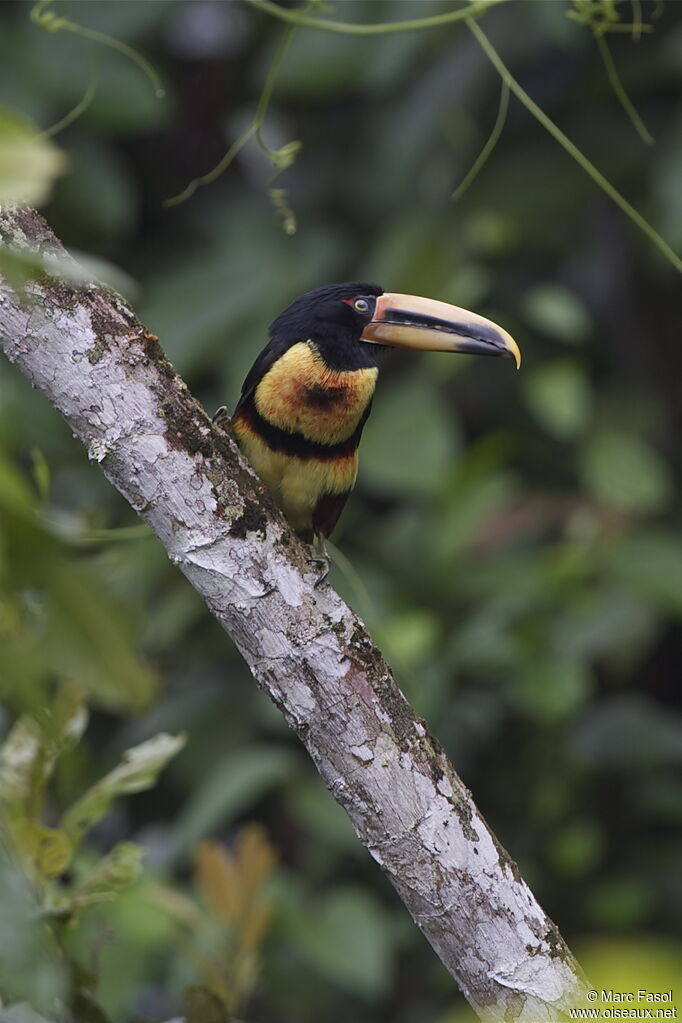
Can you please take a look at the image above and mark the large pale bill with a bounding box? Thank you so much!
[361,292,521,368]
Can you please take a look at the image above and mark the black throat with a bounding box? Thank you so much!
[269,282,384,374]
[311,332,379,372]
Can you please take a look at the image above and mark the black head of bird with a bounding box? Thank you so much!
[227,282,520,544]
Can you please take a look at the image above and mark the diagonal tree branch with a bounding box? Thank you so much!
[0,206,588,1022]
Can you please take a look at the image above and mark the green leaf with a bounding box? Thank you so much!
[30,450,51,504]
[0,716,42,815]
[0,243,135,299]
[572,696,682,771]
[45,561,158,712]
[0,845,66,1011]
[44,684,89,754]
[522,283,593,343]
[11,820,72,882]
[580,431,673,513]
[586,876,652,929]
[290,888,394,998]
[64,877,178,1016]
[33,685,89,795]
[515,658,591,722]
[74,842,143,903]
[548,819,603,877]
[361,371,457,498]
[61,732,185,844]
[287,776,358,854]
[551,588,657,670]
[524,361,592,439]
[0,107,67,206]
[0,450,156,714]
[0,688,88,816]
[433,457,515,563]
[379,610,438,668]
[0,450,37,518]
[609,534,682,615]
[167,746,298,864]
[0,1005,59,1023]
[184,986,229,1023]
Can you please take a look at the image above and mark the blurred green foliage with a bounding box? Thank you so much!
[1,0,681,1020]
[0,106,65,205]
[0,685,184,1016]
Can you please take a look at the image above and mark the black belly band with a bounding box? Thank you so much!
[237,396,369,461]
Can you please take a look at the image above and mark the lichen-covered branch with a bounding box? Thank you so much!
[0,206,588,1022]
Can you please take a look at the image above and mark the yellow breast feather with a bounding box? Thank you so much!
[254,342,377,445]
[232,416,358,533]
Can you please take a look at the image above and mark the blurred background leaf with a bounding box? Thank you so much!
[0,106,66,204]
[0,843,66,1012]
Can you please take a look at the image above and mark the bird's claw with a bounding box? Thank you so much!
[212,405,229,428]
[309,537,330,587]
[312,556,330,587]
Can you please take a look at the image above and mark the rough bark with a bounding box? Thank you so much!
[0,206,588,1022]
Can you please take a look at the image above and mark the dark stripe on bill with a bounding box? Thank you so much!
[383,309,503,346]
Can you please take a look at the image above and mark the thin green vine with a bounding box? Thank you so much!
[244,0,507,36]
[466,17,679,271]
[267,187,298,236]
[568,0,654,145]
[40,52,97,140]
[247,0,678,270]
[30,0,164,97]
[164,21,301,212]
[594,31,653,144]
[163,122,257,208]
[452,79,510,201]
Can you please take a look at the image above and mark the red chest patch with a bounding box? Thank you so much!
[254,342,378,446]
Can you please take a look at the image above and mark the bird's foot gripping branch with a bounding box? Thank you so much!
[0,206,587,1023]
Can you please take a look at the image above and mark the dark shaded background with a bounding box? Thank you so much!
[1,1,681,1020]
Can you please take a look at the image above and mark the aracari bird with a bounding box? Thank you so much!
[216,283,519,564]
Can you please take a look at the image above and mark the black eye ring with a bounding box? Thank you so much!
[354,297,370,313]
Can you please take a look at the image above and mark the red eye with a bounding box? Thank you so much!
[342,296,370,312]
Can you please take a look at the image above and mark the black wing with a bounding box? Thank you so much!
[312,492,351,539]
[233,336,293,416]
